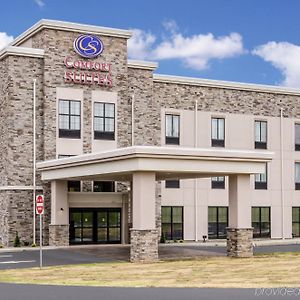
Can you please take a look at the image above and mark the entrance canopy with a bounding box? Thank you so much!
[37,146,273,181]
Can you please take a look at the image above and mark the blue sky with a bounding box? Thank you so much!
[1,0,300,87]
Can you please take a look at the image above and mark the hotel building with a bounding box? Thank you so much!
[0,19,299,261]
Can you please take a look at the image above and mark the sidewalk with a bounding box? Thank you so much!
[1,238,300,253]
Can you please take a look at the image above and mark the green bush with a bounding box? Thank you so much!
[13,232,21,247]
[160,233,166,243]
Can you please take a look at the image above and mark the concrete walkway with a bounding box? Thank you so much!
[1,238,300,253]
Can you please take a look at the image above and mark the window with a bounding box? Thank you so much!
[94,102,115,140]
[295,124,300,151]
[255,163,268,190]
[211,118,225,147]
[165,180,180,189]
[292,207,300,237]
[295,163,300,190]
[208,207,228,239]
[59,100,81,138]
[165,114,180,145]
[211,176,225,189]
[68,181,81,192]
[161,206,183,240]
[252,207,271,238]
[255,120,267,149]
[93,181,115,192]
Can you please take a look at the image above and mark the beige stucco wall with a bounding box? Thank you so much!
[161,109,300,239]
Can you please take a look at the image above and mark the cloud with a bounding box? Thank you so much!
[34,0,45,7]
[128,21,244,70]
[0,32,14,50]
[127,29,156,60]
[152,32,244,70]
[253,42,300,88]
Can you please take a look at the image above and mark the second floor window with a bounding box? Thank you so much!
[59,100,81,139]
[165,114,180,145]
[94,102,115,140]
[255,163,268,190]
[211,176,225,189]
[211,118,225,147]
[295,124,300,151]
[295,163,300,190]
[255,120,267,149]
[165,180,180,189]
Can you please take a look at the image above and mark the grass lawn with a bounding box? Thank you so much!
[0,252,299,288]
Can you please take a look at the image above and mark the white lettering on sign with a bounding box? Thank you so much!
[36,195,44,215]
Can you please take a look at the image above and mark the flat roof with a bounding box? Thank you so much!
[37,146,273,181]
[153,74,300,96]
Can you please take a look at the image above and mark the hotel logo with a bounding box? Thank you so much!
[73,35,104,58]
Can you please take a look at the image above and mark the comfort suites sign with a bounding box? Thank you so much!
[63,35,113,87]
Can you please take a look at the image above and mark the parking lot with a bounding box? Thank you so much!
[0,243,299,270]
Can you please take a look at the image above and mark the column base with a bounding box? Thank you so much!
[49,224,69,247]
[227,228,253,257]
[130,229,159,262]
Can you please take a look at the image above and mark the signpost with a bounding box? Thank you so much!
[36,195,44,269]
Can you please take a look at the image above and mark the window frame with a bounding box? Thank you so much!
[208,206,228,239]
[255,163,268,190]
[292,207,300,237]
[93,181,115,192]
[161,206,184,241]
[211,117,225,147]
[68,181,81,192]
[94,102,115,140]
[295,162,300,190]
[165,180,180,189]
[211,176,225,189]
[165,114,180,145]
[252,206,271,238]
[254,120,267,149]
[295,123,300,151]
[58,99,81,139]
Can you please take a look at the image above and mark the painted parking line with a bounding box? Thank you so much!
[0,255,13,258]
[0,260,36,264]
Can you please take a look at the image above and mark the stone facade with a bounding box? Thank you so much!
[227,228,254,257]
[130,229,159,262]
[0,53,44,246]
[1,20,300,249]
[49,224,70,247]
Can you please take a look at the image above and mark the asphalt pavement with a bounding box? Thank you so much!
[1,283,300,300]
[0,243,299,270]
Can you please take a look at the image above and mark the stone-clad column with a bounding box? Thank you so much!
[130,172,158,262]
[227,174,253,257]
[49,180,69,246]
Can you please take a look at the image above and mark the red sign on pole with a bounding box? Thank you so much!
[36,195,44,215]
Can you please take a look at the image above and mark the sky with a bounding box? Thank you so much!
[1,0,300,88]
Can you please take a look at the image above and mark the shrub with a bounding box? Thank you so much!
[13,232,21,247]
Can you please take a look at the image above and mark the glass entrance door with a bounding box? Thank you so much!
[69,208,121,244]
[97,210,121,243]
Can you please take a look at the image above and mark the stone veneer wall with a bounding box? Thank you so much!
[0,54,44,246]
[130,229,159,262]
[49,224,69,246]
[0,56,10,245]
[227,228,253,257]
[153,81,300,127]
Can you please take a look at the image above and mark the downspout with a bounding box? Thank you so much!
[280,108,285,239]
[33,79,37,245]
[194,99,198,241]
[131,92,135,146]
